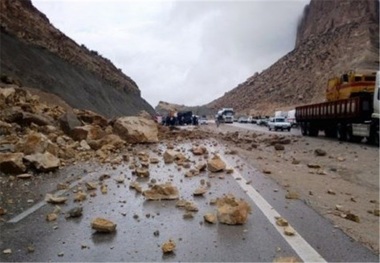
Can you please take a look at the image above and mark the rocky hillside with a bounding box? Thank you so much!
[0,0,155,118]
[207,0,379,116]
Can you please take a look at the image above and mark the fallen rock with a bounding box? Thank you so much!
[275,217,289,227]
[163,149,181,164]
[143,183,179,200]
[91,217,117,233]
[45,194,67,204]
[204,213,217,224]
[285,191,299,200]
[307,163,321,169]
[161,239,176,253]
[135,168,150,177]
[193,187,208,196]
[85,182,97,190]
[284,226,296,236]
[24,152,60,172]
[327,189,336,195]
[65,207,83,218]
[46,213,58,222]
[207,154,226,172]
[0,152,26,174]
[74,191,87,202]
[113,116,158,143]
[3,248,12,254]
[15,132,58,156]
[314,149,327,156]
[216,195,251,225]
[16,173,33,179]
[130,181,143,193]
[114,174,125,184]
[191,146,206,155]
[344,213,360,223]
[273,256,301,262]
[274,144,285,151]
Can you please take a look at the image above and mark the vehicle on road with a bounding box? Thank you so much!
[268,117,291,131]
[238,116,249,123]
[198,116,208,125]
[217,108,235,123]
[257,118,269,126]
[296,70,379,145]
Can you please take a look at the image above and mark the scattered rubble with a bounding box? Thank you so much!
[204,213,217,224]
[65,207,83,218]
[45,194,68,204]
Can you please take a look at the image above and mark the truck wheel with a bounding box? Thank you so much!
[287,128,291,132]
[346,127,362,143]
[325,127,336,138]
[301,123,308,136]
[337,124,347,141]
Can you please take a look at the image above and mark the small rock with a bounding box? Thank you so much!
[16,173,33,179]
[162,240,176,253]
[345,213,360,223]
[275,217,288,227]
[193,187,207,196]
[274,144,285,151]
[307,163,321,169]
[327,189,336,195]
[204,213,217,224]
[58,252,64,257]
[183,212,194,219]
[3,249,12,254]
[74,191,87,202]
[65,207,83,218]
[46,213,58,222]
[273,256,301,263]
[91,217,117,232]
[45,194,67,204]
[284,226,296,236]
[27,245,35,253]
[285,192,299,200]
[101,184,108,194]
[314,149,326,156]
[153,230,160,236]
[291,159,300,165]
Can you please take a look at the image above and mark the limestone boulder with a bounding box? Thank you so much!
[207,155,226,172]
[87,134,125,150]
[216,195,251,225]
[24,152,60,172]
[71,124,105,141]
[113,116,158,143]
[0,152,26,174]
[74,109,108,127]
[59,110,82,136]
[15,132,58,156]
[163,149,181,164]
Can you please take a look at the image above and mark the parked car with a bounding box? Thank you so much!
[257,118,269,126]
[238,116,248,123]
[198,116,208,125]
[268,117,291,131]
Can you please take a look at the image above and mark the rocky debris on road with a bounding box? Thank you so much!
[273,256,301,262]
[193,186,208,196]
[161,239,176,253]
[16,173,33,179]
[74,191,87,202]
[284,225,296,236]
[24,152,60,172]
[275,217,289,227]
[2,248,12,254]
[0,152,26,174]
[274,144,285,151]
[46,212,58,222]
[285,191,299,200]
[314,148,327,156]
[204,213,217,224]
[91,217,117,233]
[65,207,83,218]
[130,181,143,193]
[176,199,199,212]
[45,194,68,204]
[113,116,158,143]
[191,145,208,155]
[207,154,226,172]
[216,194,251,225]
[143,183,179,200]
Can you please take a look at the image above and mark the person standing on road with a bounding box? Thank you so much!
[216,114,223,127]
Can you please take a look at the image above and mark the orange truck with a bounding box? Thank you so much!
[296,70,379,145]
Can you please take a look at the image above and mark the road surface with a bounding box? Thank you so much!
[0,141,378,262]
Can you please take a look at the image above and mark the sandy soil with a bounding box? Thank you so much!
[199,123,379,254]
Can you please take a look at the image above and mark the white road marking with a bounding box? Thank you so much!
[220,154,326,262]
[8,172,96,223]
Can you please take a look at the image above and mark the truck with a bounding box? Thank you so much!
[217,108,234,123]
[295,70,379,145]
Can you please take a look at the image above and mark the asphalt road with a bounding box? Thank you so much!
[225,121,302,136]
[0,141,378,262]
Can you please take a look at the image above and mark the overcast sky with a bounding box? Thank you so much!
[33,0,309,107]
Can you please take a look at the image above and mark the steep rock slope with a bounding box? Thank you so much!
[207,0,379,116]
[0,0,155,117]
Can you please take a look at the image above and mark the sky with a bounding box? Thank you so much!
[32,0,309,107]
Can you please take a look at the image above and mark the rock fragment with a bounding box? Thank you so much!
[162,240,176,253]
[45,194,67,204]
[65,207,83,218]
[204,213,217,224]
[314,149,326,156]
[207,154,226,172]
[284,226,296,236]
[91,218,117,233]
[216,195,251,225]
[275,217,289,227]
[143,183,179,200]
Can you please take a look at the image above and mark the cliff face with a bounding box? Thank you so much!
[207,0,379,116]
[0,0,155,117]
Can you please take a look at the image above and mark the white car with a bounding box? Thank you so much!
[268,117,291,131]
[198,117,208,125]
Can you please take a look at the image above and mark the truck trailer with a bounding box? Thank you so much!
[295,71,379,145]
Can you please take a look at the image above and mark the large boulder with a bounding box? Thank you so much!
[74,109,108,127]
[87,134,125,150]
[71,124,105,141]
[113,116,158,143]
[59,110,82,136]
[15,132,59,156]
[0,152,26,174]
[24,152,60,172]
